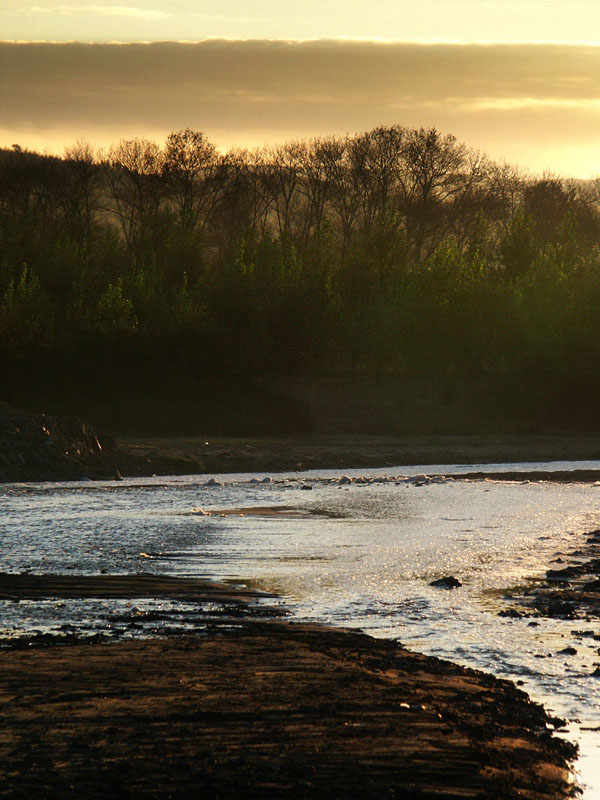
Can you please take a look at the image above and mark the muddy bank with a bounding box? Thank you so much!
[0,572,270,604]
[0,402,115,482]
[457,470,600,483]
[0,610,578,799]
[119,432,600,478]
[0,403,202,482]
[3,401,600,483]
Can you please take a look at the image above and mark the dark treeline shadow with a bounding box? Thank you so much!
[2,127,600,435]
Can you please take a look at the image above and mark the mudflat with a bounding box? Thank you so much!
[0,572,269,603]
[0,574,578,800]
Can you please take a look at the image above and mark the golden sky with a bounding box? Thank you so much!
[5,1,600,44]
[2,3,600,176]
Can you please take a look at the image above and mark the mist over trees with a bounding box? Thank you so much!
[2,126,600,433]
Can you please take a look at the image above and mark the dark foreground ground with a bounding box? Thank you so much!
[0,573,579,800]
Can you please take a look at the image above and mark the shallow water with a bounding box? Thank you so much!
[1,461,600,796]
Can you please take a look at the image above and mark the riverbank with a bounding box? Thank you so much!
[119,432,600,476]
[3,402,600,483]
[86,430,600,486]
[0,573,578,799]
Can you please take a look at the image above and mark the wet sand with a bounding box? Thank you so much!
[0,572,269,603]
[0,574,579,799]
[457,470,600,483]
[189,505,314,518]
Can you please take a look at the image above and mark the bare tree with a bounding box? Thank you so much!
[349,125,406,237]
[262,141,305,240]
[62,140,101,247]
[105,137,164,246]
[163,129,226,235]
[211,147,273,256]
[400,128,475,263]
[293,137,334,245]
[316,136,362,257]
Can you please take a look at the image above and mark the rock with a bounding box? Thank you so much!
[545,567,579,580]
[557,647,577,656]
[429,576,462,589]
[545,601,576,619]
[571,629,598,639]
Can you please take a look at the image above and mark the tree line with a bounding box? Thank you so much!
[2,126,600,432]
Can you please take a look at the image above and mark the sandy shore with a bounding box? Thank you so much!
[0,573,579,799]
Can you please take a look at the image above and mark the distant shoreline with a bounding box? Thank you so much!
[114,432,600,480]
[3,397,600,483]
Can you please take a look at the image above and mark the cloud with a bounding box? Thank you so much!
[465,97,600,111]
[6,1,600,45]
[1,40,600,175]
[25,4,172,19]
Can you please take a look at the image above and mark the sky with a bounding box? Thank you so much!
[2,1,600,177]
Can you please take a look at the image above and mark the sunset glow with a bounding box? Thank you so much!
[5,0,600,44]
[2,2,600,177]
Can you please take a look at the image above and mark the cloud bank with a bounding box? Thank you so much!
[2,40,600,175]
[27,5,173,20]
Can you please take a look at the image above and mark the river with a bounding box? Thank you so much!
[1,460,600,796]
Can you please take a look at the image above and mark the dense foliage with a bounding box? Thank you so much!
[2,127,600,432]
